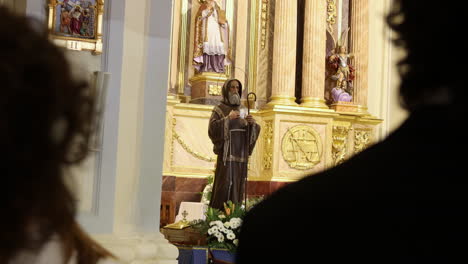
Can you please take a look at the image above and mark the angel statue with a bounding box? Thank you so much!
[327,28,355,101]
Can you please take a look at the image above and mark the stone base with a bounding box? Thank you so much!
[189,72,228,103]
[331,102,359,113]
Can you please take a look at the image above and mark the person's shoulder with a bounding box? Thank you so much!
[244,136,397,218]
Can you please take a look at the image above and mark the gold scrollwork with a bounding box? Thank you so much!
[281,125,322,170]
[327,0,337,33]
[354,129,372,154]
[263,120,273,170]
[172,118,216,163]
[332,125,350,166]
[260,0,269,49]
[208,84,222,96]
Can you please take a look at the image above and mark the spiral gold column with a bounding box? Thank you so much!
[267,0,298,106]
[300,0,328,109]
[349,0,369,113]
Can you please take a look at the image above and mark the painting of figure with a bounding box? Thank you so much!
[54,0,96,39]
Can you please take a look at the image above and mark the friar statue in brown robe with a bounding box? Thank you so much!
[208,79,260,210]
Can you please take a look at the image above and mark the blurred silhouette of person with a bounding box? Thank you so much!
[237,0,468,263]
[0,7,118,264]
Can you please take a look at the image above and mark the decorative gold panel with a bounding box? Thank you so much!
[332,125,350,166]
[281,125,322,170]
[354,129,372,154]
[262,120,273,170]
[208,84,222,96]
[327,0,337,33]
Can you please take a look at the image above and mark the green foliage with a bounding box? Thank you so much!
[245,195,264,211]
[200,174,214,203]
[206,174,214,185]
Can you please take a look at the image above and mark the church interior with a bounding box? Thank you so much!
[1,0,408,263]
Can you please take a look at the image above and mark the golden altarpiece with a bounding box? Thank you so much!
[161,0,381,226]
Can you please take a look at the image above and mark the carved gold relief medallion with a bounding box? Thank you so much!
[281,125,322,170]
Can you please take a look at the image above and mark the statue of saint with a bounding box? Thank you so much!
[193,0,231,73]
[208,79,260,210]
[327,28,355,96]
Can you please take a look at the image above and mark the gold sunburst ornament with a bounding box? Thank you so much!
[281,125,322,170]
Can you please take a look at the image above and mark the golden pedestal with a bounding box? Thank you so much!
[331,102,358,113]
[189,72,228,104]
[161,226,207,246]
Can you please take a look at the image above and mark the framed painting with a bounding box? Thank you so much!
[48,0,104,54]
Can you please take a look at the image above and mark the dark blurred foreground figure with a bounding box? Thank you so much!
[0,7,117,264]
[237,1,468,263]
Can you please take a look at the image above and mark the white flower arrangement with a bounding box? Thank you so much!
[191,198,264,252]
[226,231,236,240]
[229,217,242,229]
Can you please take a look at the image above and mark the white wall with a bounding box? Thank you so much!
[367,0,408,140]
[0,0,26,13]
[23,0,172,236]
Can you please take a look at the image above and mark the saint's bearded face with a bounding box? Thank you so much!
[229,92,240,106]
[228,80,240,106]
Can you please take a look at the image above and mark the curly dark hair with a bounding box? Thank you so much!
[387,0,467,111]
[0,7,111,264]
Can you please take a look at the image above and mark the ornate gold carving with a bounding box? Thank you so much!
[260,0,269,49]
[332,125,350,166]
[327,0,337,33]
[172,118,216,163]
[281,125,322,170]
[208,84,222,95]
[354,129,372,154]
[263,120,273,170]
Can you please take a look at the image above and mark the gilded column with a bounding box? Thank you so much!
[301,0,328,109]
[349,0,369,113]
[267,0,298,106]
